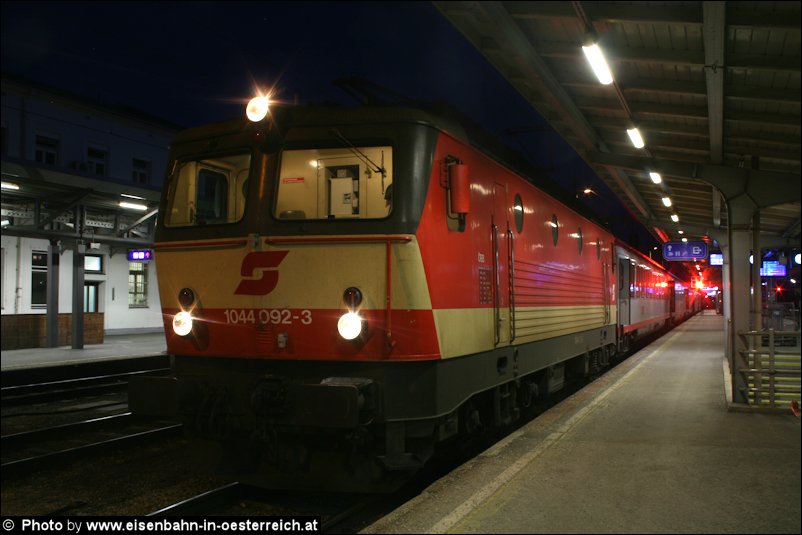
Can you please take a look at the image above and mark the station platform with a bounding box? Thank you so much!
[0,331,167,371]
[363,311,801,534]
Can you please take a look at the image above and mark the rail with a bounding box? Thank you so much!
[736,329,801,410]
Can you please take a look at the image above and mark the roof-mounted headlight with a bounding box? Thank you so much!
[246,96,269,122]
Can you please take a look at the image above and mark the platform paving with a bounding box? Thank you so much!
[1,332,167,371]
[363,312,801,534]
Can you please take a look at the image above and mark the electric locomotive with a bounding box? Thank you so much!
[131,98,686,491]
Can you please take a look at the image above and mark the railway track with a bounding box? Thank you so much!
[148,482,384,532]
[1,368,170,407]
[1,413,182,477]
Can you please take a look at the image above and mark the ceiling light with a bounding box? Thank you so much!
[119,201,148,211]
[671,214,679,222]
[581,43,613,85]
[678,230,684,234]
[1,181,20,190]
[649,172,662,184]
[626,128,645,149]
[662,196,672,207]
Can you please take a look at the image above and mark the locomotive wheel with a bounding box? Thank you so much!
[460,400,483,435]
[520,376,536,409]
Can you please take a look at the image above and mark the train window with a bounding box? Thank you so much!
[551,214,559,246]
[275,146,392,220]
[576,227,583,254]
[164,153,250,227]
[513,194,524,233]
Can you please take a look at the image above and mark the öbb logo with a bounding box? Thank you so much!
[235,251,289,295]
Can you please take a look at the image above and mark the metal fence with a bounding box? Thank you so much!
[737,329,801,409]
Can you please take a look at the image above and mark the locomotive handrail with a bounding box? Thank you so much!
[265,235,412,245]
[492,223,500,346]
[508,227,516,343]
[602,262,611,325]
[153,239,248,250]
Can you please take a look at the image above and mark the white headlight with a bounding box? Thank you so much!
[337,312,363,340]
[172,311,193,337]
[246,96,269,122]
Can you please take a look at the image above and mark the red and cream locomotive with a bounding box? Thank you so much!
[131,97,696,490]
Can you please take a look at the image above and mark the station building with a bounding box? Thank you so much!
[1,76,179,349]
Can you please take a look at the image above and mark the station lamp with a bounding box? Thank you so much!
[581,41,614,85]
[626,128,645,149]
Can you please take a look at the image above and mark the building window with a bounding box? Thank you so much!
[87,146,108,176]
[132,158,151,185]
[31,250,48,308]
[85,254,103,274]
[35,135,59,165]
[128,262,148,307]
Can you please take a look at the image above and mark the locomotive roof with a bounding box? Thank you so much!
[172,104,607,232]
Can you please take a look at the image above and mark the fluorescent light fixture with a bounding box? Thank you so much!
[626,128,645,149]
[1,181,20,190]
[119,201,148,211]
[1,219,9,227]
[661,196,672,207]
[649,172,662,184]
[671,214,679,222]
[121,193,146,200]
[581,43,614,85]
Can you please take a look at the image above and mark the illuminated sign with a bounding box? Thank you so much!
[710,253,723,266]
[760,261,786,277]
[127,249,153,262]
[663,241,707,261]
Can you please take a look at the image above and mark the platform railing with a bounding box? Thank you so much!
[737,329,801,409]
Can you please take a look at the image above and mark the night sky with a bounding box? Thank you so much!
[1,1,657,251]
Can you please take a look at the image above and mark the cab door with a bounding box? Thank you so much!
[618,258,631,327]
